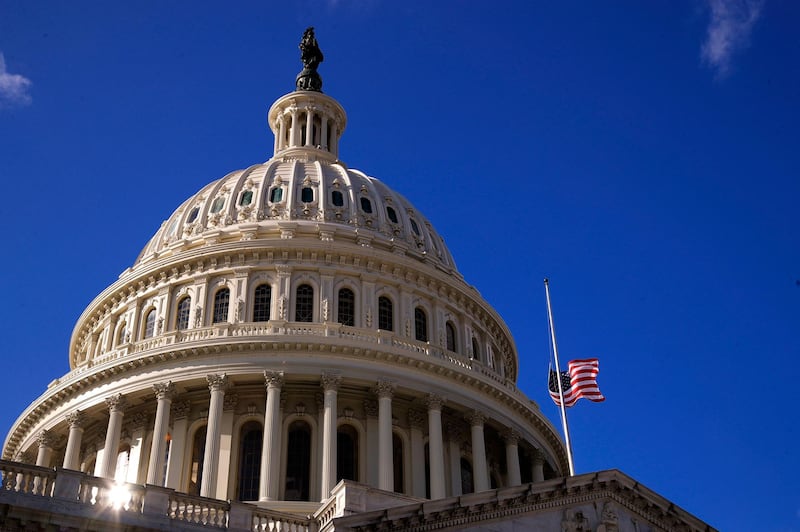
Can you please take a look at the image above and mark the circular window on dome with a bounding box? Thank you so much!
[210,197,225,213]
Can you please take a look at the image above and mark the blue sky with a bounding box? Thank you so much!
[1,2,798,530]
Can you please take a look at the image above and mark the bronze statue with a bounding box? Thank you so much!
[296,27,324,92]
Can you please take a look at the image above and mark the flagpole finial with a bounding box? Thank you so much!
[544,278,549,284]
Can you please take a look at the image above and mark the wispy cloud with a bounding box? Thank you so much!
[701,0,764,78]
[0,52,33,108]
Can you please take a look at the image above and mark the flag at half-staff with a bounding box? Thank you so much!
[548,358,605,407]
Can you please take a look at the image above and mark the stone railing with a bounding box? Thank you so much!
[0,461,315,532]
[69,321,507,390]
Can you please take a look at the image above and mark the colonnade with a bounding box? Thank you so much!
[34,375,548,502]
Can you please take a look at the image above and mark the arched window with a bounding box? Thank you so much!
[392,433,404,493]
[414,307,428,342]
[446,321,457,353]
[378,296,393,331]
[337,425,358,483]
[472,337,481,361]
[143,309,156,339]
[176,297,191,331]
[237,422,263,501]
[253,284,271,322]
[295,284,314,322]
[188,426,207,496]
[213,288,230,324]
[460,457,474,494]
[285,420,311,501]
[116,322,127,345]
[338,288,355,326]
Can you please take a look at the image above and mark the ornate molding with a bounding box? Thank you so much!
[171,401,191,420]
[374,379,395,399]
[153,381,176,401]
[426,393,444,410]
[264,370,285,389]
[363,399,378,418]
[105,393,128,413]
[223,393,239,412]
[65,410,86,429]
[503,428,520,445]
[467,410,485,427]
[206,373,229,392]
[408,409,425,429]
[36,430,56,449]
[321,372,342,391]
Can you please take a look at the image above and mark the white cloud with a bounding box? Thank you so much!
[0,52,33,108]
[701,0,763,78]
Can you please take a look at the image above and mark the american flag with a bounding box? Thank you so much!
[548,358,605,407]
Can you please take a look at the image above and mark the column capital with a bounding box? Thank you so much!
[153,381,177,401]
[264,370,285,389]
[36,430,56,449]
[467,410,485,427]
[533,448,546,465]
[66,410,86,429]
[105,393,128,413]
[503,428,520,445]
[321,372,342,392]
[408,409,425,429]
[374,379,396,399]
[207,373,229,392]
[172,400,191,420]
[425,393,445,410]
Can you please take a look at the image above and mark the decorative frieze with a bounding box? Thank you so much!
[223,394,239,412]
[171,401,191,420]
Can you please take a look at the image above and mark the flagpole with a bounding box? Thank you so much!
[544,278,575,476]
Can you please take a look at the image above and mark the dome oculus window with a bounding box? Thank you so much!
[187,207,200,223]
[301,187,314,203]
[331,190,344,207]
[360,197,373,214]
[239,190,253,206]
[269,187,284,203]
[386,206,398,224]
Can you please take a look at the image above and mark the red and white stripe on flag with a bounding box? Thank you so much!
[548,358,605,407]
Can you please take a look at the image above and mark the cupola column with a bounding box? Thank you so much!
[320,372,341,499]
[146,381,175,486]
[200,374,228,497]
[289,108,300,148]
[426,394,446,499]
[320,115,328,150]
[100,394,128,478]
[532,449,545,482]
[259,371,284,501]
[375,379,395,491]
[63,411,86,470]
[276,115,285,153]
[304,108,314,147]
[35,430,55,467]
[503,429,522,487]
[469,410,489,492]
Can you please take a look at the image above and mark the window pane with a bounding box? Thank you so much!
[378,296,393,331]
[270,187,283,203]
[337,288,355,326]
[210,197,225,213]
[386,206,398,223]
[331,190,344,207]
[239,190,253,206]
[301,187,314,203]
[177,297,191,330]
[295,284,314,322]
[187,207,199,223]
[237,422,262,501]
[253,284,271,322]
[285,421,311,501]
[213,288,230,323]
[414,307,428,342]
[446,322,457,352]
[360,197,372,213]
[144,310,156,339]
[410,219,420,236]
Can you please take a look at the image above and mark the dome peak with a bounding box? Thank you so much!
[296,27,324,92]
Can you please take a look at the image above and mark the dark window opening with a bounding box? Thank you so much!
[187,207,199,223]
[460,457,474,494]
[253,284,271,322]
[176,297,191,331]
[270,187,283,203]
[285,421,311,501]
[378,296,393,331]
[360,197,373,213]
[210,197,225,213]
[386,206,398,223]
[331,190,344,207]
[446,321,457,353]
[295,284,314,322]
[239,190,253,206]
[188,426,207,496]
[301,187,314,203]
[237,422,262,501]
[144,309,156,339]
[414,307,428,342]
[392,434,404,493]
[213,288,230,323]
[337,425,358,483]
[338,288,355,326]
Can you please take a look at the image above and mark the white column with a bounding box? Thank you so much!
[289,109,299,147]
[35,430,55,467]
[259,371,284,501]
[469,411,489,492]
[363,400,379,487]
[408,410,426,498]
[375,379,395,491]
[447,423,462,496]
[426,394,446,499]
[63,411,86,470]
[165,401,190,490]
[532,449,545,482]
[201,374,228,498]
[504,429,522,487]
[100,394,127,479]
[215,393,238,499]
[304,109,314,146]
[126,413,148,484]
[320,115,328,150]
[276,116,285,153]
[147,382,175,486]
[320,372,341,499]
